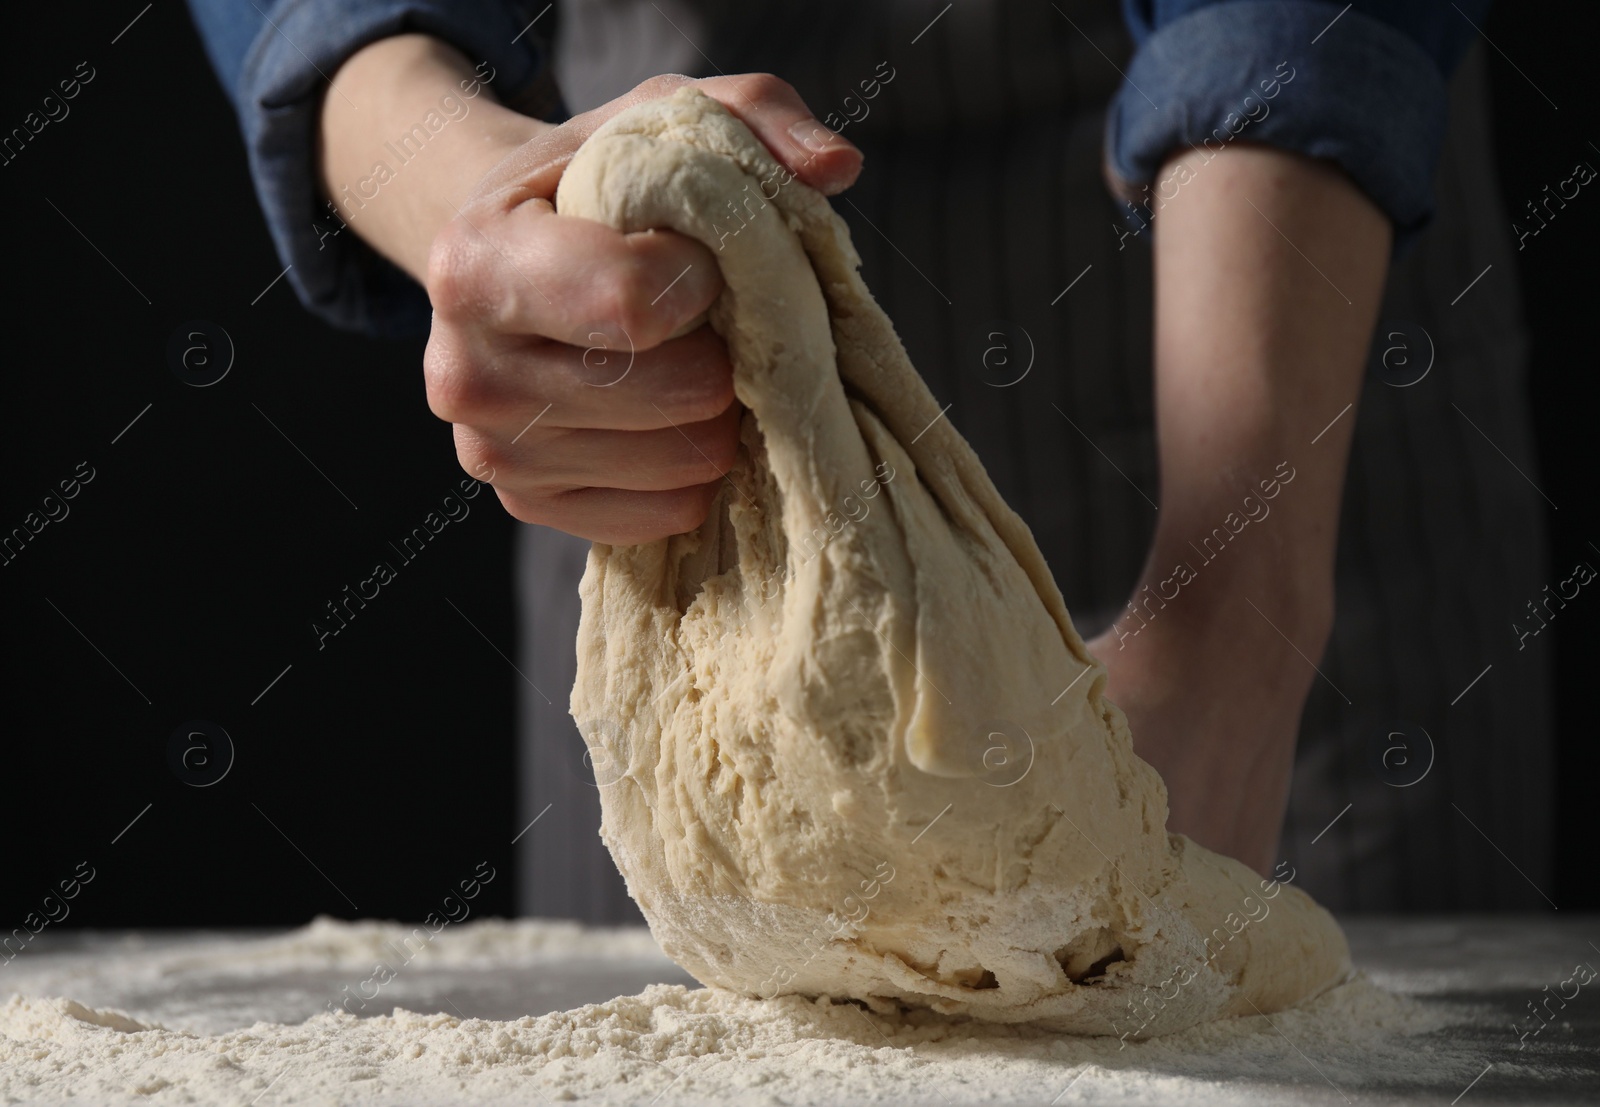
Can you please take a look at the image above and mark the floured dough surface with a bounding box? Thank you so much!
[559,87,1349,1036]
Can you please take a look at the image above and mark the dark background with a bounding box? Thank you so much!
[2,1,1595,930]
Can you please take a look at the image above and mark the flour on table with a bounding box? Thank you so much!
[0,918,1485,1106]
[560,87,1348,1033]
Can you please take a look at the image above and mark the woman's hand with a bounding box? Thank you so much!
[319,38,861,542]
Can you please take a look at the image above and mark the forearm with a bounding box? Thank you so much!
[318,34,549,282]
[1138,143,1391,645]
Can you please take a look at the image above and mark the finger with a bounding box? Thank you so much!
[427,325,735,432]
[499,481,724,546]
[691,73,862,196]
[523,324,736,430]
[429,206,724,349]
[490,74,701,199]
[461,402,742,494]
[433,71,858,338]
[492,73,862,200]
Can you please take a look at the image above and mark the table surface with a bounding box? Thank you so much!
[4,916,1597,1105]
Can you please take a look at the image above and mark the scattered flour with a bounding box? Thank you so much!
[0,918,1497,1106]
[168,914,667,970]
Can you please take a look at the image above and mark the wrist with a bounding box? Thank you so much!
[318,34,549,281]
[1142,444,1341,642]
[1127,525,1335,660]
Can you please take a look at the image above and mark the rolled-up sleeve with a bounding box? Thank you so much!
[1107,0,1492,247]
[186,0,564,335]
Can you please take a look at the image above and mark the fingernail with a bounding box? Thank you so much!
[787,118,856,161]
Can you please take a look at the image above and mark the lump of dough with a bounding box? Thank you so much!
[560,87,1349,1036]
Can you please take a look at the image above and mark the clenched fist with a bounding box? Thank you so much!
[321,41,862,542]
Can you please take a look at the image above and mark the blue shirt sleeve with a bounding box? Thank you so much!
[1108,0,1494,249]
[185,0,565,335]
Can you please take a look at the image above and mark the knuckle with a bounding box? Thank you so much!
[635,73,690,100]
[425,221,488,321]
[590,268,658,346]
[452,428,507,486]
[731,72,795,105]
[423,345,490,424]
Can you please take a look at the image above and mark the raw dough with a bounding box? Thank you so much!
[560,87,1349,1036]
